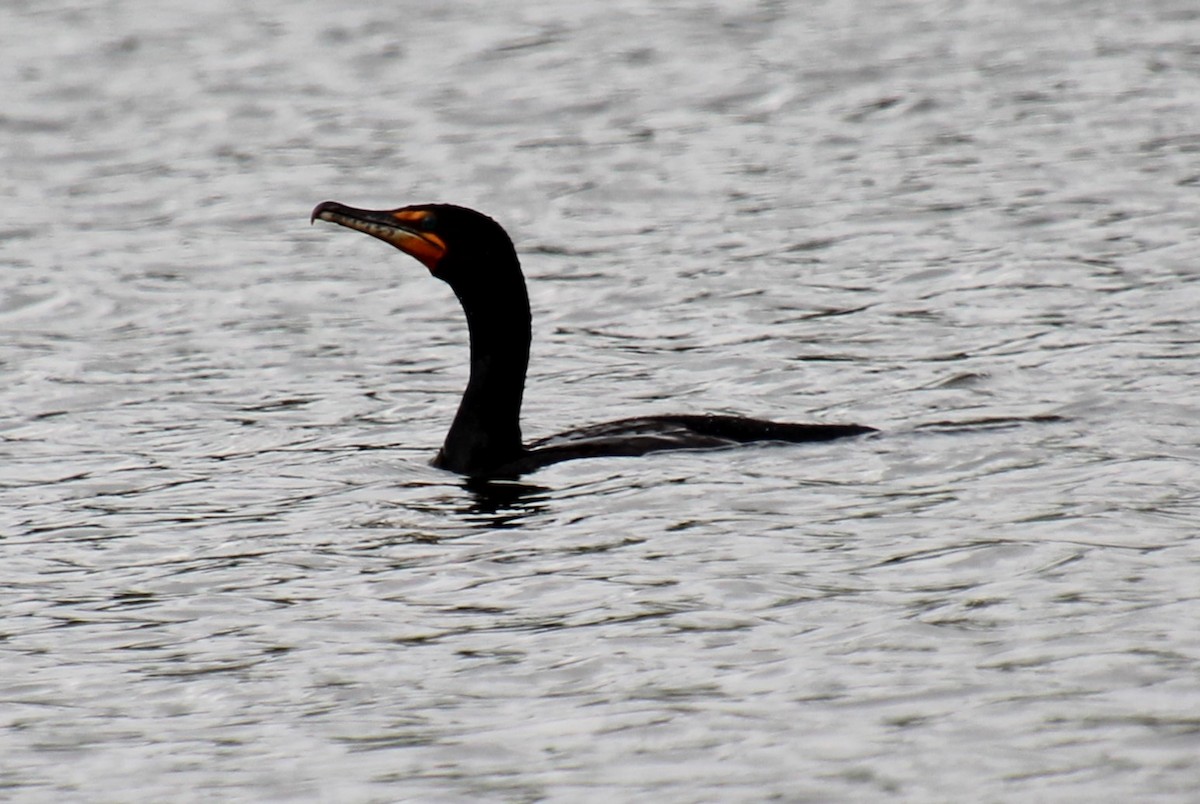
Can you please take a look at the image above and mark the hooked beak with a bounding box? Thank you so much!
[311,201,446,270]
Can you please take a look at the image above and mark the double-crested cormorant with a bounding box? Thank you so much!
[311,201,874,477]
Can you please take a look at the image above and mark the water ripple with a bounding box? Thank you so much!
[2,0,1199,800]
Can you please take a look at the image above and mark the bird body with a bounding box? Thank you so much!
[312,201,873,478]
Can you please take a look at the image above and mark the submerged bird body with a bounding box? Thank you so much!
[312,201,873,478]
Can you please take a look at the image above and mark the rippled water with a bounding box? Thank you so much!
[3,0,1200,800]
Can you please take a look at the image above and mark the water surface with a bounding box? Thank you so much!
[2,0,1199,800]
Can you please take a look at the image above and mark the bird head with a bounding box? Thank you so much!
[311,201,519,288]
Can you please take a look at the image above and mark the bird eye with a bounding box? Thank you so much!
[421,213,438,231]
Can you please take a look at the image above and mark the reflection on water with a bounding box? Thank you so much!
[3,0,1200,800]
[461,478,553,526]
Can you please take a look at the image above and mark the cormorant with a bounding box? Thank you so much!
[312,201,874,477]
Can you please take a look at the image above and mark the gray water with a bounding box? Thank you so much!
[3,0,1199,800]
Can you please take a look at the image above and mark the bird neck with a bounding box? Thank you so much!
[436,277,531,475]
